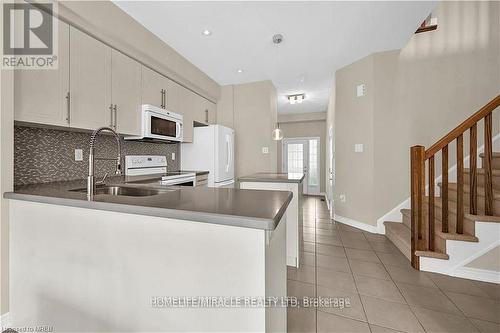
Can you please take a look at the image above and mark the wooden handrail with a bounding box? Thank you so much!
[410,94,500,270]
[425,95,500,159]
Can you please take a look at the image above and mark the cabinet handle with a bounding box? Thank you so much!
[164,89,167,109]
[205,109,209,123]
[109,104,114,127]
[160,89,165,109]
[113,104,117,130]
[65,92,70,124]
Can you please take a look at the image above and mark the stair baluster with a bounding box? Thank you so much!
[457,134,464,234]
[442,146,449,233]
[484,114,493,215]
[470,124,478,215]
[428,156,435,251]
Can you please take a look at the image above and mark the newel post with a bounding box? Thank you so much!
[410,145,425,270]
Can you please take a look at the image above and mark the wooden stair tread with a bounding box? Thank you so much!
[479,152,500,158]
[464,168,500,176]
[431,197,500,223]
[415,250,449,260]
[438,182,500,199]
[400,207,478,242]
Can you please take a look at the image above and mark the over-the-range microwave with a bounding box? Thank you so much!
[125,104,183,143]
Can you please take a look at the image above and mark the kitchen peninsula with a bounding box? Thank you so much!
[239,173,304,268]
[4,175,292,332]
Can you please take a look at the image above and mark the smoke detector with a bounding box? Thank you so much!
[272,34,283,44]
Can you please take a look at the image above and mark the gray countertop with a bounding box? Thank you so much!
[180,170,209,176]
[238,172,305,184]
[4,174,292,230]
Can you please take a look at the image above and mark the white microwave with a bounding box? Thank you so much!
[125,104,183,142]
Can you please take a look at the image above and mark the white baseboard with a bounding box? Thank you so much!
[1,312,11,330]
[334,214,380,234]
[451,267,500,284]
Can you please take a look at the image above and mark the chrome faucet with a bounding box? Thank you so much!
[87,127,122,199]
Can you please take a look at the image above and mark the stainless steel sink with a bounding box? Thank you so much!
[69,185,170,197]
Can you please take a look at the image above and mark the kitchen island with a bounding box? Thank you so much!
[239,173,304,268]
[4,175,292,332]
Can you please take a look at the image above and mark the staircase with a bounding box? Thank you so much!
[384,95,500,272]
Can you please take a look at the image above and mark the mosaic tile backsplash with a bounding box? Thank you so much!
[14,125,180,185]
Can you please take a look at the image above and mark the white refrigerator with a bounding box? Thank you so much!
[181,125,235,188]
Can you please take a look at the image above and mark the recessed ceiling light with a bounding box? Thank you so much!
[202,29,212,36]
[237,69,243,73]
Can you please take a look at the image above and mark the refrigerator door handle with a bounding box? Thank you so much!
[226,135,231,172]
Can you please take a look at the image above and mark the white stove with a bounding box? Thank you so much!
[125,155,196,186]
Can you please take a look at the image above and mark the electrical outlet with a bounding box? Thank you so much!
[356,84,366,97]
[75,149,83,161]
[354,144,364,153]
[171,152,176,161]
[262,147,269,154]
[339,194,346,203]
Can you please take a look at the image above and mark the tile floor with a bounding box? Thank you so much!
[287,196,500,333]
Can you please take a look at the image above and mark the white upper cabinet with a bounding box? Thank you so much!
[69,27,112,131]
[111,50,142,136]
[165,79,180,113]
[141,66,167,109]
[178,87,195,143]
[14,20,70,126]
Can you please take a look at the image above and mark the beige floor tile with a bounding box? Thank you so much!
[316,234,343,246]
[316,243,346,258]
[346,248,381,263]
[363,233,390,243]
[288,265,316,285]
[369,324,404,333]
[288,279,316,298]
[473,280,500,301]
[411,306,480,333]
[354,275,406,303]
[341,237,373,250]
[316,254,351,273]
[384,264,438,288]
[303,226,316,235]
[426,272,490,298]
[340,230,368,241]
[338,223,365,233]
[317,311,371,333]
[360,295,424,332]
[300,252,316,267]
[370,241,400,254]
[316,228,340,237]
[396,282,462,315]
[317,267,357,292]
[317,285,367,322]
[445,291,500,323]
[470,318,500,333]
[377,252,411,268]
[316,221,337,230]
[349,259,391,280]
[287,307,316,333]
[303,241,316,254]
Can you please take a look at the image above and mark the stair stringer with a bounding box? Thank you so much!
[419,221,500,283]
[377,132,500,233]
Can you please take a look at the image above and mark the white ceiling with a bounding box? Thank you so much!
[114,1,436,114]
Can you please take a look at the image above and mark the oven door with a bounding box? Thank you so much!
[145,111,183,141]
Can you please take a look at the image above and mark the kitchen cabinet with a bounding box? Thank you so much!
[69,27,112,130]
[178,87,195,143]
[192,93,216,125]
[141,65,179,112]
[111,49,142,136]
[14,20,70,126]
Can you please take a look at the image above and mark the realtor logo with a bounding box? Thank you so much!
[2,2,58,69]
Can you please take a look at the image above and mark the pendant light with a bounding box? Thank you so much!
[271,34,284,141]
[272,123,283,141]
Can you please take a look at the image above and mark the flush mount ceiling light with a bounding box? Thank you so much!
[237,69,243,73]
[202,29,212,36]
[288,93,305,105]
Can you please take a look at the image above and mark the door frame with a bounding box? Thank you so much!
[282,137,321,195]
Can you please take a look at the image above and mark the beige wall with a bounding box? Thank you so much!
[278,112,326,123]
[325,86,336,205]
[1,2,15,314]
[217,81,278,178]
[465,246,500,271]
[333,1,500,226]
[277,120,327,193]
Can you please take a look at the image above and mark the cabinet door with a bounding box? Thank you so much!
[69,27,111,130]
[178,87,195,143]
[207,101,217,124]
[111,50,142,136]
[165,79,180,113]
[14,20,70,126]
[141,66,167,109]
